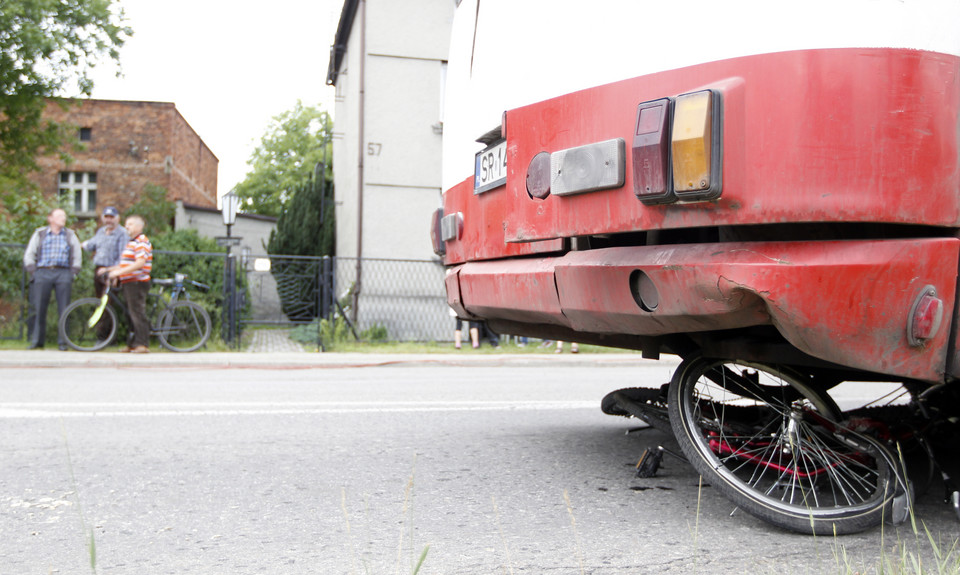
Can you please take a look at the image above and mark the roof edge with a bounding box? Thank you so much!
[326,0,361,86]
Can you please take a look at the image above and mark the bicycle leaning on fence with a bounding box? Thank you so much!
[58,272,212,352]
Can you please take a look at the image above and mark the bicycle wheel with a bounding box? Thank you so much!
[157,301,211,352]
[668,355,903,535]
[59,298,117,351]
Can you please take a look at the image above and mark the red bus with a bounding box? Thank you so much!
[434,0,960,534]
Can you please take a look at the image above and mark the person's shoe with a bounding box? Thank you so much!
[571,343,579,354]
[129,345,150,354]
[119,346,132,353]
[58,344,68,351]
[27,343,43,350]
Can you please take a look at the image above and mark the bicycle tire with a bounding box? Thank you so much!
[59,298,117,352]
[668,355,902,535]
[157,301,211,352]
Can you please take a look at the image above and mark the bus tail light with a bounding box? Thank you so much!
[430,208,445,256]
[441,211,463,242]
[431,209,464,257]
[632,98,674,204]
[672,90,722,201]
[631,89,722,205]
[908,286,944,347]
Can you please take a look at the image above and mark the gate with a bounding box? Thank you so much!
[241,253,329,327]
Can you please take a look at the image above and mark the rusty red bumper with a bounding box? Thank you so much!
[446,238,960,382]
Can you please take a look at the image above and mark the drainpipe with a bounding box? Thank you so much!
[353,0,366,325]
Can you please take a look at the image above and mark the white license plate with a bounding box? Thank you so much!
[474,140,507,194]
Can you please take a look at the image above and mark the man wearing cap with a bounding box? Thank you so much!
[23,208,82,350]
[82,206,129,300]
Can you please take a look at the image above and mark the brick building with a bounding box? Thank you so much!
[33,99,218,217]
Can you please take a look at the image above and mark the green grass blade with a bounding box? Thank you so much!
[411,545,429,575]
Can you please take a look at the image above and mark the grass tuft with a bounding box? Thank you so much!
[563,489,586,575]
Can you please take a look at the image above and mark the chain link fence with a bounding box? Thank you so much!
[240,253,449,342]
[333,256,449,341]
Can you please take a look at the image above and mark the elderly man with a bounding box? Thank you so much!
[107,215,153,353]
[23,208,82,350]
[82,206,129,299]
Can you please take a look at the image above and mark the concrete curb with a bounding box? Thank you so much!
[0,350,679,370]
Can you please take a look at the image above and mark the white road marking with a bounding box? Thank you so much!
[0,401,599,418]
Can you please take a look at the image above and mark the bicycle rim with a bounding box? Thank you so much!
[669,356,897,535]
[60,298,116,351]
[158,301,211,352]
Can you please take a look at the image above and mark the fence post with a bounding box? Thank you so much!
[321,256,331,320]
[222,252,237,345]
[316,257,325,350]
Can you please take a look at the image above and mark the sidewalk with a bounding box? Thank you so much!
[245,328,304,353]
[0,348,671,370]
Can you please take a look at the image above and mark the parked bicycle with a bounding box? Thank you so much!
[59,272,212,352]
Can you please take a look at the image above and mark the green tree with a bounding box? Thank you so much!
[267,175,335,258]
[126,184,176,234]
[266,173,335,321]
[233,100,333,217]
[0,0,131,192]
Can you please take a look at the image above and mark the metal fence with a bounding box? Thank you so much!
[1,242,451,343]
[239,253,449,342]
[334,256,449,341]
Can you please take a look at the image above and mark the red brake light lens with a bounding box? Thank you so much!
[632,98,673,204]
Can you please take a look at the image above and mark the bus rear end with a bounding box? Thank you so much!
[437,0,960,385]
[435,0,960,534]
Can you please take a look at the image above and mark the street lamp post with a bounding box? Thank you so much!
[221,191,241,345]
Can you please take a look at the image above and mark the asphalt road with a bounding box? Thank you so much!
[0,356,957,574]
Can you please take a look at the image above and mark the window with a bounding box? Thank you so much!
[79,127,92,142]
[58,172,97,214]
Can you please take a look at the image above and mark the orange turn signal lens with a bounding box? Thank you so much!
[671,90,721,201]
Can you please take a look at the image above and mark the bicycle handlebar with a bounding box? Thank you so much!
[151,275,210,293]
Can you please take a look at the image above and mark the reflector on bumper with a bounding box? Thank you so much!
[550,138,625,196]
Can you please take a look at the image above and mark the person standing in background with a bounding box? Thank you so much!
[82,206,129,299]
[23,208,82,350]
[107,215,152,353]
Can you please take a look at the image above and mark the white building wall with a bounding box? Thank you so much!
[332,15,362,260]
[331,0,454,261]
[329,0,455,340]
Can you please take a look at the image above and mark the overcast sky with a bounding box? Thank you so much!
[86,0,342,203]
